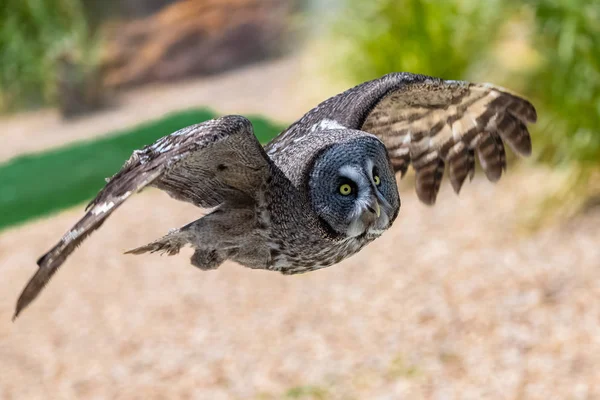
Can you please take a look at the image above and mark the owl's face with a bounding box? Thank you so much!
[308,137,400,238]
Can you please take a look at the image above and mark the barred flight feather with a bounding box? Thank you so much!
[362,80,536,204]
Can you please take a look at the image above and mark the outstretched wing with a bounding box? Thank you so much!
[14,115,270,319]
[272,73,537,204]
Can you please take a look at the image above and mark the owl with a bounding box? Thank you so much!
[14,73,537,319]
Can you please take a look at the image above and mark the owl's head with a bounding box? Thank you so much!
[308,135,400,238]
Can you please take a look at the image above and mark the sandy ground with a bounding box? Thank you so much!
[1,57,600,399]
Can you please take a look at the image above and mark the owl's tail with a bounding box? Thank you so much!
[126,226,226,271]
[125,228,192,256]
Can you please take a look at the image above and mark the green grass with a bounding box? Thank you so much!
[0,108,284,230]
[285,385,329,399]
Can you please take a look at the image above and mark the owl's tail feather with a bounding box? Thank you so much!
[126,227,226,272]
[125,229,190,256]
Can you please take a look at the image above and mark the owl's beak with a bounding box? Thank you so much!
[350,196,385,237]
[365,197,381,218]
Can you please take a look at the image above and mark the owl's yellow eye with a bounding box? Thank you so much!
[373,175,381,186]
[339,183,352,195]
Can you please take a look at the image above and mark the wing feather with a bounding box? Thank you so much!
[274,73,536,205]
[14,115,269,319]
[268,72,537,204]
[361,77,536,204]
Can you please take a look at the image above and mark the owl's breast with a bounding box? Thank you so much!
[268,233,378,275]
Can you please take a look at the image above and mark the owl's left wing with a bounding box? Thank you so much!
[14,115,271,320]
[279,73,537,204]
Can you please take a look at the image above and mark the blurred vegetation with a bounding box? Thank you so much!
[329,0,509,82]
[0,0,99,111]
[526,0,600,166]
[523,0,600,223]
[331,0,600,220]
[285,385,329,399]
[0,109,284,230]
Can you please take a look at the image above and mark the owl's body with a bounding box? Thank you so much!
[171,128,395,276]
[14,72,537,319]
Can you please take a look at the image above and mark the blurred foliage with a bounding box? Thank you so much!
[331,0,600,218]
[0,0,98,111]
[330,0,510,82]
[522,0,600,223]
[524,0,600,166]
[285,385,329,399]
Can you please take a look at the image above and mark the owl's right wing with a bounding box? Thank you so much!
[14,115,271,319]
[275,73,536,205]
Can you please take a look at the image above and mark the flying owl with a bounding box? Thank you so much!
[14,73,537,319]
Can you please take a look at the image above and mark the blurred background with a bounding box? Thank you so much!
[1,0,599,398]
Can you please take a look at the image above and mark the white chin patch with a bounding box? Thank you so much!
[346,212,389,237]
[373,212,390,233]
[346,219,367,237]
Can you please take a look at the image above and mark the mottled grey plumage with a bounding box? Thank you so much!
[14,72,537,319]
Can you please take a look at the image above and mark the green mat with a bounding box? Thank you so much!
[0,109,284,230]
